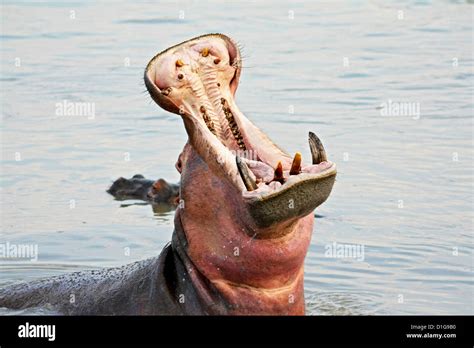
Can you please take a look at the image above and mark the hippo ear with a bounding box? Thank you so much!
[132,174,145,179]
[153,179,171,191]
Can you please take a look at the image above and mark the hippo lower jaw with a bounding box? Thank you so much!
[145,34,337,235]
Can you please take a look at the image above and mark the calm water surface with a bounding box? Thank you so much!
[1,0,472,315]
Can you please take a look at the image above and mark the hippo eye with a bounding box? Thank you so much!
[177,73,184,80]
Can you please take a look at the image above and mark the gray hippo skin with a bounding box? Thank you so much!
[0,34,336,315]
[0,214,226,315]
[107,174,179,205]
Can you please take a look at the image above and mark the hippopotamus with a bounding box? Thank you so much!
[107,174,180,205]
[0,34,336,315]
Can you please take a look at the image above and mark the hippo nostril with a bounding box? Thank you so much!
[214,58,221,64]
[178,73,184,80]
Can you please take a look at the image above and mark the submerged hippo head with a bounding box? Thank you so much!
[107,174,179,206]
[145,34,336,314]
[107,174,153,200]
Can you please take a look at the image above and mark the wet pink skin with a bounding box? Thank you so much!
[176,143,313,315]
[146,34,335,315]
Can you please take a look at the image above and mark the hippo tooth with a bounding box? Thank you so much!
[221,98,246,150]
[289,152,302,175]
[236,156,258,191]
[201,47,209,57]
[308,131,327,164]
[273,161,284,183]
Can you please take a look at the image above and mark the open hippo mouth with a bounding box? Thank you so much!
[0,34,337,317]
[144,33,336,233]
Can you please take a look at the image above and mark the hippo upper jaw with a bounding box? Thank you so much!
[144,33,336,236]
